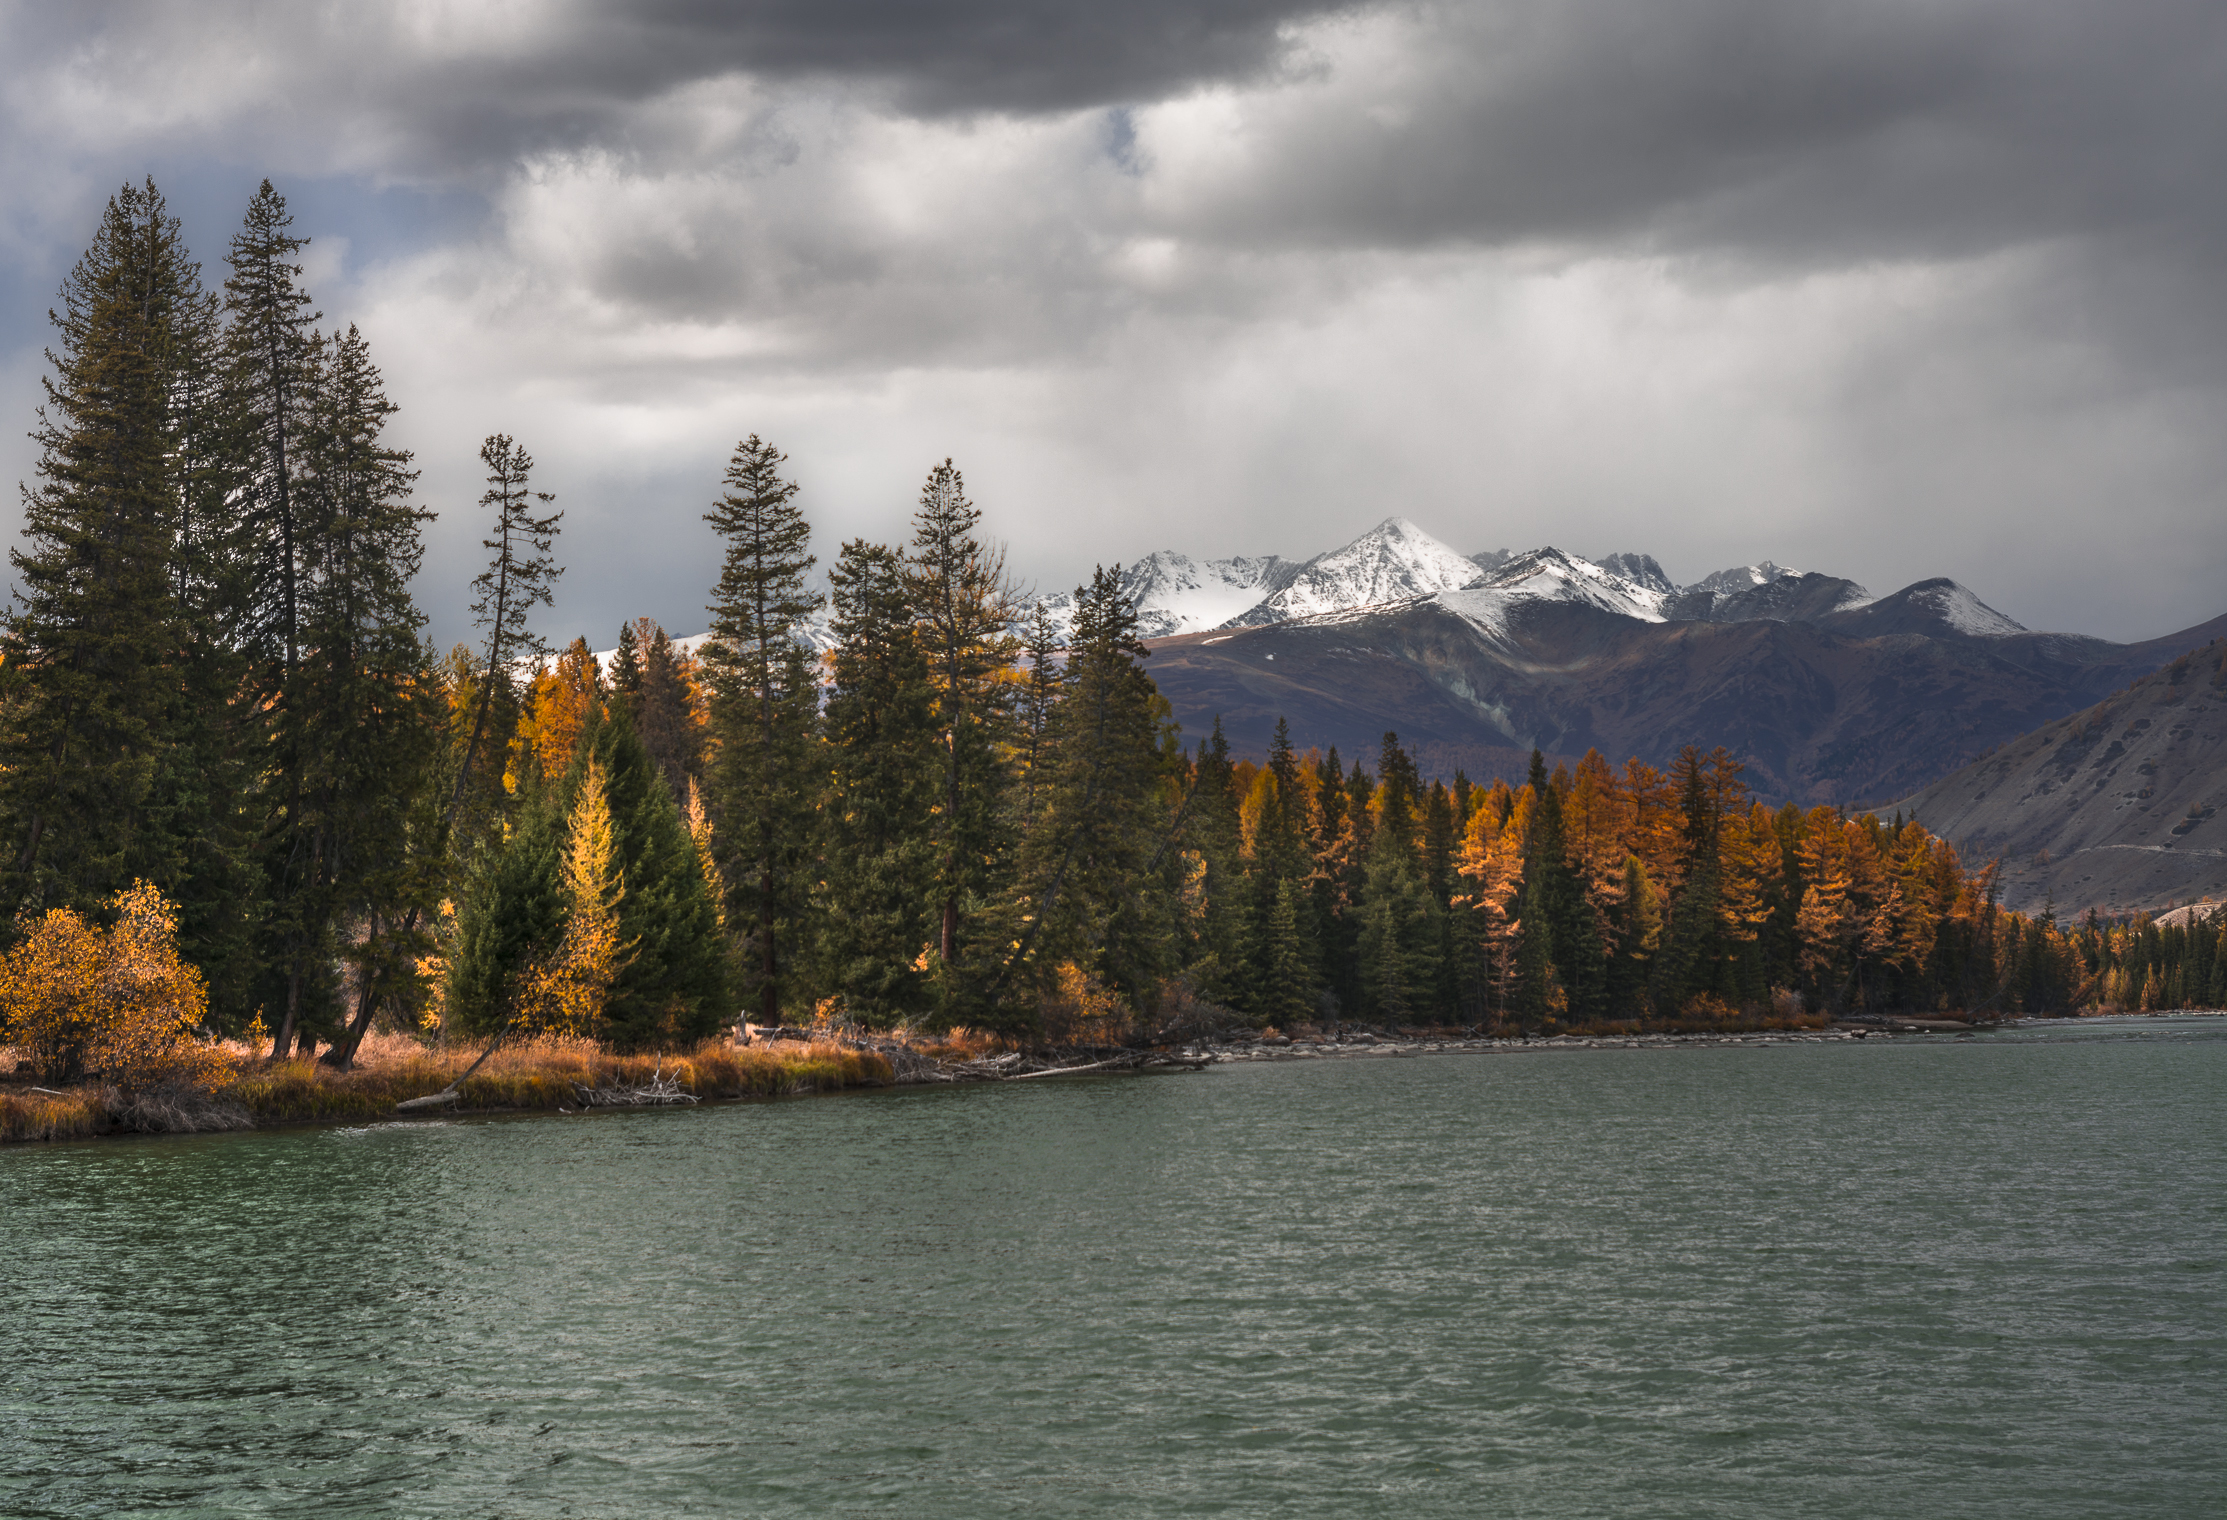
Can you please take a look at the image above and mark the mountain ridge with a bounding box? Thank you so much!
[1886,638,2227,915]
[1037,516,2000,647]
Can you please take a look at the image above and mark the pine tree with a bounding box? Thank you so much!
[1652,745,1724,1014]
[813,540,939,1024]
[527,636,605,777]
[1008,566,1172,1015]
[610,619,643,704]
[445,770,565,1038]
[524,755,629,1036]
[631,620,700,806]
[449,435,561,847]
[580,706,730,1048]
[224,179,319,694]
[1607,853,1661,1013]
[291,325,443,1064]
[1185,718,1248,1005]
[1015,601,1062,833]
[1243,717,1318,995]
[1512,752,1562,1026]
[702,435,821,1025]
[906,460,1019,984]
[1356,818,1442,1023]
[1259,878,1320,1026]
[0,181,220,930]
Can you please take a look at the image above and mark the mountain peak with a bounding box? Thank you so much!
[1221,516,1483,627]
[1468,546,1671,622]
[1596,552,1675,594]
[1843,578,2026,638]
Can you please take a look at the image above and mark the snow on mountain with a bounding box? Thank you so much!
[1594,552,1676,596]
[1908,580,2027,637]
[1663,561,1875,621]
[1477,547,1672,621]
[1037,551,1293,642]
[589,628,719,678]
[1369,547,1670,648]
[614,523,2015,665]
[1224,517,1486,628]
[1687,560,1799,596]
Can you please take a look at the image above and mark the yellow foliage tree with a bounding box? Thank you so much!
[684,776,726,931]
[526,636,606,777]
[1039,960,1131,1045]
[518,757,631,1035]
[0,882,224,1090]
[1454,798,1527,1015]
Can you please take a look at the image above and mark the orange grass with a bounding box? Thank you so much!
[0,1086,106,1141]
[3,1032,897,1140]
[221,1033,892,1125]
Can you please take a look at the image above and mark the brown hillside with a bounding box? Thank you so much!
[1893,639,2227,915]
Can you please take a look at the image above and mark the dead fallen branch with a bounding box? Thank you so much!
[570,1064,699,1108]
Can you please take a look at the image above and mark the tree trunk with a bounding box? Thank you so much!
[272,963,300,1059]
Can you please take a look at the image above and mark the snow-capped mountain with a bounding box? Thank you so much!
[1906,580,2026,638]
[607,516,2025,699]
[1225,517,1486,628]
[1018,516,2021,648]
[1687,560,1800,598]
[1594,552,1676,594]
[1475,546,1674,622]
[1037,551,1294,641]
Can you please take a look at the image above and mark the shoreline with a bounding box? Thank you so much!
[8,1012,2219,1147]
[1178,1010,2224,1065]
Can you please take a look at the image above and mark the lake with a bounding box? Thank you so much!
[3,1018,2221,1517]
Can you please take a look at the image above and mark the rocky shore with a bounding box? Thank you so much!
[1166,1022,1972,1065]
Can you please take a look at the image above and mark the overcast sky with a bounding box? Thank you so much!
[3,0,2223,646]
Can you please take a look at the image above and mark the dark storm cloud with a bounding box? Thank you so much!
[1151,0,2227,266]
[3,0,1347,184]
[3,0,2223,648]
[17,1,2223,271]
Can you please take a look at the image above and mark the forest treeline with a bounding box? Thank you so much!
[5,180,2209,1069]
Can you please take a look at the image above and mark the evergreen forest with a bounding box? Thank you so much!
[6,179,2219,1069]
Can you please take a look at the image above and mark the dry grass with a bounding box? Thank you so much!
[224,1032,893,1124]
[0,1086,106,1141]
[0,1031,894,1142]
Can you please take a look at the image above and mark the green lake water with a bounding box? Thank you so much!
[3,1018,2221,1518]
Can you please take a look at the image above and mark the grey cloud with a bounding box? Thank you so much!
[3,1,1348,186]
[1157,1,2227,266]
[3,0,2223,654]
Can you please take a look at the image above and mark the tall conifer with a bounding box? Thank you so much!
[0,180,245,972]
[702,436,820,1025]
[906,460,1019,984]
[450,435,561,847]
[813,540,939,1024]
[292,326,442,1064]
[1010,566,1173,1010]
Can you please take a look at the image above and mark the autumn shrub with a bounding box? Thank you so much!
[905,1026,1012,1062]
[1678,993,1740,1027]
[1036,962,1133,1046]
[0,882,231,1093]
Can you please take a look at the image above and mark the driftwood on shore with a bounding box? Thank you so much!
[571,1066,700,1107]
[752,1031,1212,1085]
[903,1047,1209,1082]
[394,1023,519,1111]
